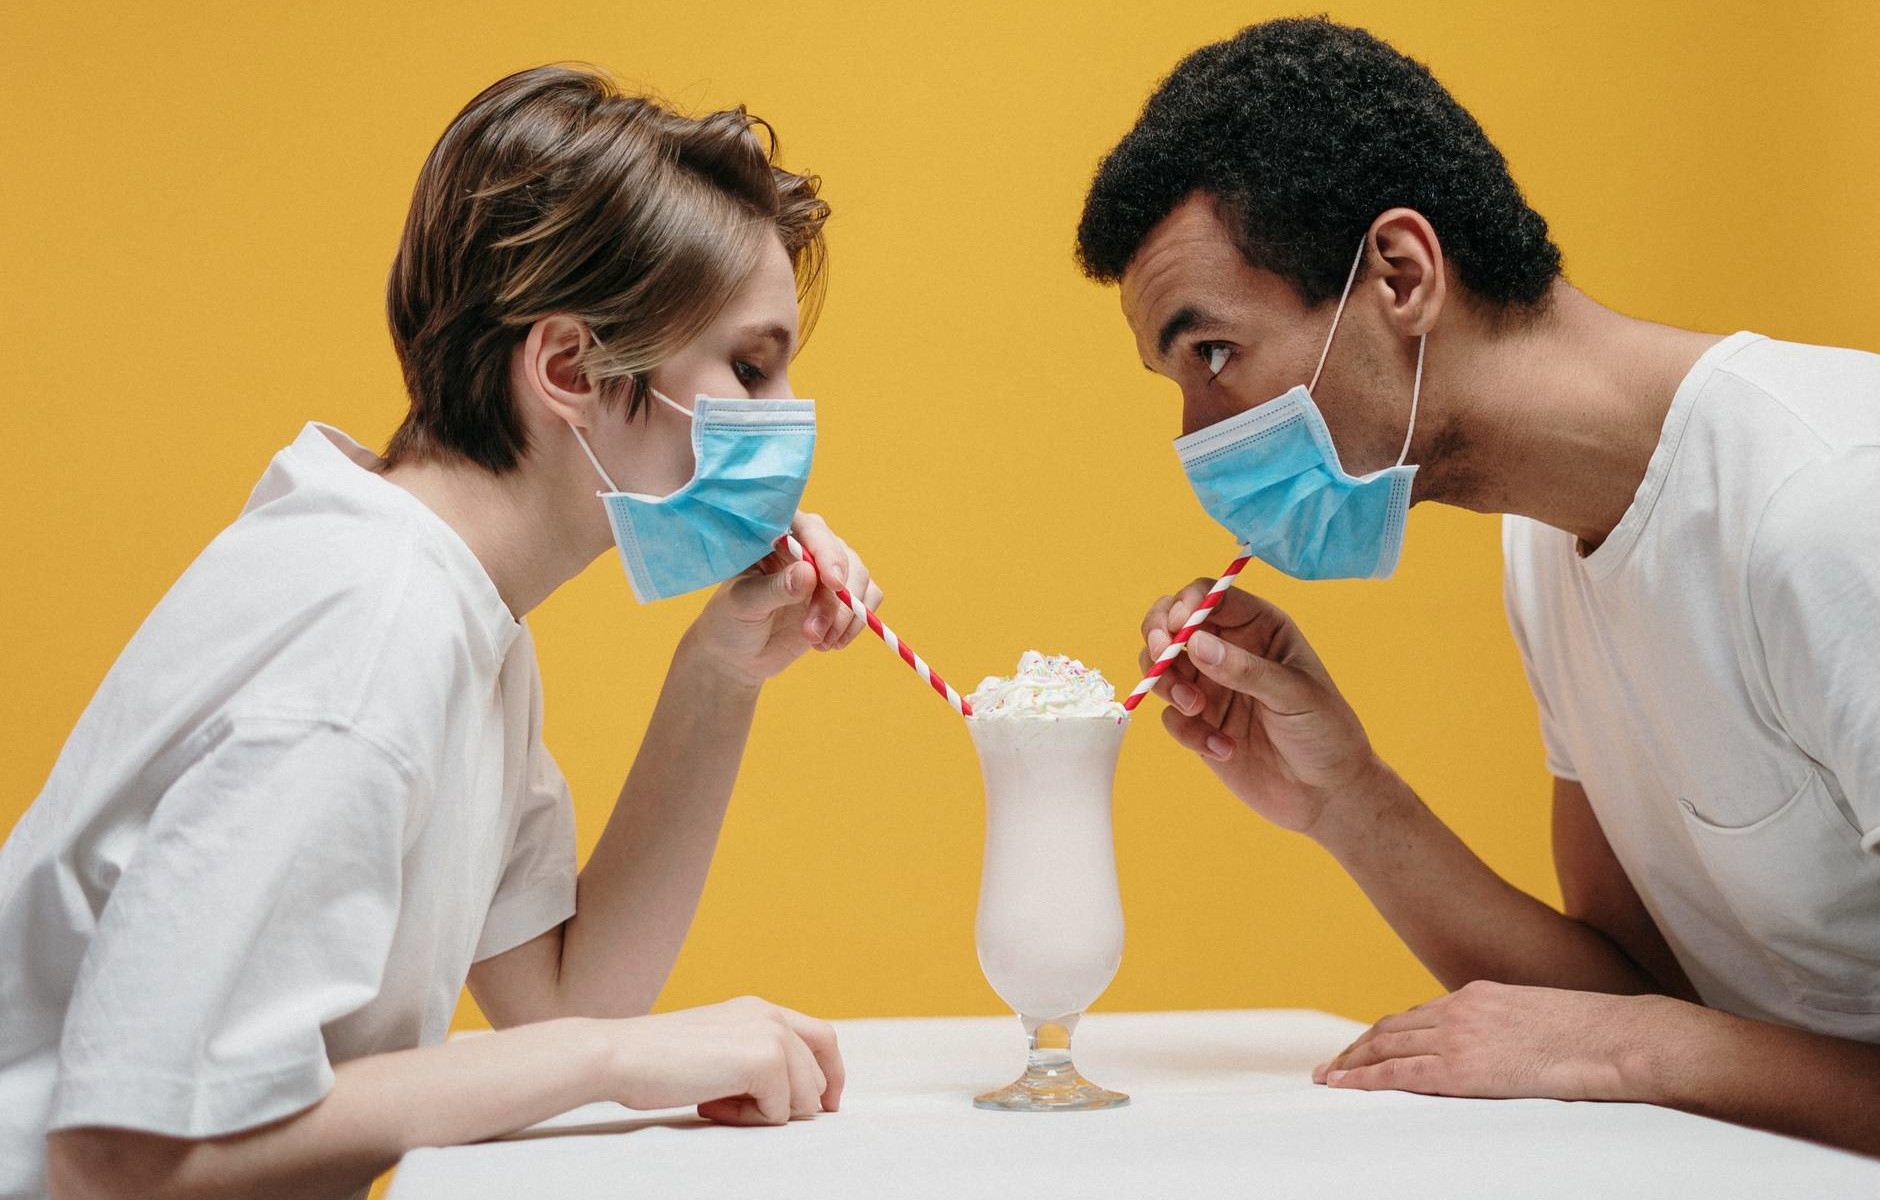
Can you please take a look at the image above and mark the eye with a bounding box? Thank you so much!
[732,360,768,388]
[1195,342,1233,381]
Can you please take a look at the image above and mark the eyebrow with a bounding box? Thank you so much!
[1155,305,1228,360]
[742,323,797,356]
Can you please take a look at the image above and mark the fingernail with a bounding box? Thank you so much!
[1327,1070,1348,1085]
[1205,734,1233,759]
[1312,1061,1329,1081]
[1171,683,1199,711]
[1148,630,1168,655]
[1190,631,1223,665]
[808,615,829,639]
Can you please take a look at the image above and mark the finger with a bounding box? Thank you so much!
[1166,578,1220,631]
[698,1096,770,1126]
[1163,654,1208,713]
[791,512,852,594]
[1331,1028,1441,1073]
[1140,595,1177,647]
[1196,583,1293,633]
[1138,631,1207,715]
[1371,1000,1446,1033]
[1317,1002,1441,1081]
[743,1043,794,1125]
[777,1009,845,1112]
[1161,705,1236,762]
[809,589,852,651]
[831,562,875,650]
[1326,1054,1448,1095]
[779,1026,827,1118]
[724,560,814,620]
[1137,657,1206,715]
[803,606,832,647]
[1144,627,1171,661]
[1186,629,1319,712]
[839,583,884,650]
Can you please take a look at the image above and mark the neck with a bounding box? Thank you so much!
[1422,282,1724,549]
[381,448,604,619]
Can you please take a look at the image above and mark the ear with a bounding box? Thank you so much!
[1365,208,1446,338]
[515,315,601,431]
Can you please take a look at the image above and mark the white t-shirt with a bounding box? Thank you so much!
[1503,332,1880,1040]
[0,424,578,1198]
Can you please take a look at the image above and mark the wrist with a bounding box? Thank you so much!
[1618,994,1714,1107]
[1307,752,1412,858]
[674,629,766,699]
[582,1015,642,1113]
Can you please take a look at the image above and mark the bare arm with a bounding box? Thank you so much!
[469,634,763,1026]
[1550,777,1696,1000]
[470,515,881,1027]
[1647,1000,1880,1155]
[1313,765,1670,994]
[1141,582,1683,997]
[47,999,844,1200]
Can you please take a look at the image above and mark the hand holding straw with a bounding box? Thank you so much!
[777,534,974,717]
[1121,551,1253,713]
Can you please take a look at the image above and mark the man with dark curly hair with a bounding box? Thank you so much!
[1082,16,1880,1154]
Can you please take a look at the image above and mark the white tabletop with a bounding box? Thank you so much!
[388,1009,1879,1199]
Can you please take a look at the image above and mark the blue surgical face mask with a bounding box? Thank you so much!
[1174,238,1425,581]
[570,386,815,603]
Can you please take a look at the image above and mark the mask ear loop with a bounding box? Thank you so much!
[568,376,700,495]
[569,426,620,493]
[571,325,626,493]
[1396,334,1425,468]
[1308,237,1369,396]
[647,387,696,419]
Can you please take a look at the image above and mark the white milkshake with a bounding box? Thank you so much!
[966,652,1130,1112]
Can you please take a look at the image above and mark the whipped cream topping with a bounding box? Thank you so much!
[967,651,1127,719]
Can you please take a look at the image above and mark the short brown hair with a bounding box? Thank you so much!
[384,64,829,472]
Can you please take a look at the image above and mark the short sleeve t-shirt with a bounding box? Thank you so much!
[0,424,578,1197]
[1503,333,1880,1040]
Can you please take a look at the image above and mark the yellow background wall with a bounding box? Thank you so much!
[5,0,1878,1046]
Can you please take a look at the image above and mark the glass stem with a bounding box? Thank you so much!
[1025,1020,1077,1082]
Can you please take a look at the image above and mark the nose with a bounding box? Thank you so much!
[1180,386,1234,438]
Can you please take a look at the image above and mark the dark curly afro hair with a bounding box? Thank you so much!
[1076,16,1561,311]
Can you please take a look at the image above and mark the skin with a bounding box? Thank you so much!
[47,235,874,1199]
[1124,192,1880,1156]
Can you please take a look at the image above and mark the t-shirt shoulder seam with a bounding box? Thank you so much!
[211,710,422,783]
[332,517,433,726]
[1713,364,1839,453]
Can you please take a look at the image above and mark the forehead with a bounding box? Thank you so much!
[720,235,801,339]
[1119,193,1299,365]
[1121,197,1241,324]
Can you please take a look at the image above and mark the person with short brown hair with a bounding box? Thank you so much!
[1,64,871,1199]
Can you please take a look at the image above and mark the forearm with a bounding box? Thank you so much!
[1316,765,1662,995]
[47,1017,616,1200]
[1634,998,1880,1156]
[554,631,762,1016]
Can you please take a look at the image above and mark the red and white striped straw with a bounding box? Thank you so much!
[777,534,973,718]
[1121,551,1253,712]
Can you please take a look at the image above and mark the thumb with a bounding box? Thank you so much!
[1186,629,1319,713]
[723,560,813,620]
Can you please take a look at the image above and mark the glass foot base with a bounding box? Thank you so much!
[973,1057,1129,1112]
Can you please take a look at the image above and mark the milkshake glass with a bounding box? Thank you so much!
[966,653,1130,1112]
